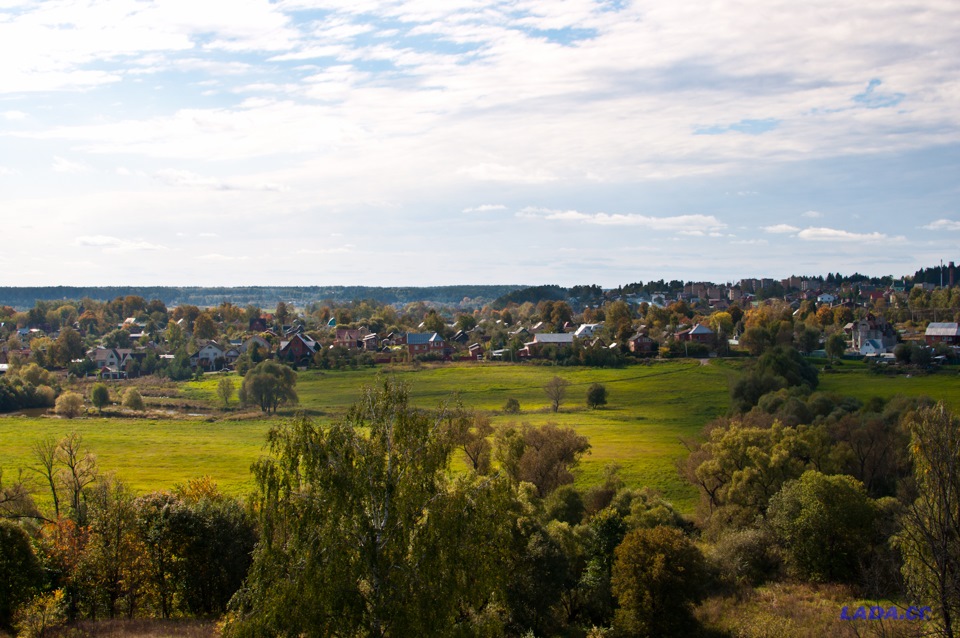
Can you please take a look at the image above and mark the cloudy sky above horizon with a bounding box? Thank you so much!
[2,0,959,287]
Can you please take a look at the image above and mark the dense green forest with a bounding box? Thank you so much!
[0,286,525,310]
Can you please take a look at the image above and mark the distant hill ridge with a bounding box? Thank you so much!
[0,285,526,310]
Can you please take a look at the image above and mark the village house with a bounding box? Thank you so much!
[573,323,602,339]
[334,327,369,350]
[279,333,319,364]
[190,342,228,371]
[362,333,380,351]
[241,334,271,354]
[924,322,960,346]
[675,323,715,344]
[88,347,146,378]
[520,332,575,358]
[406,332,449,358]
[90,347,128,370]
[844,314,898,354]
[627,331,656,354]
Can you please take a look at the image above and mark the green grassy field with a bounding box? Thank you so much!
[1,361,733,511]
[817,360,960,406]
[2,359,959,514]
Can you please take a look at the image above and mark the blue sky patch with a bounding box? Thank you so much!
[524,26,599,46]
[853,79,905,109]
[694,119,781,135]
[598,0,630,11]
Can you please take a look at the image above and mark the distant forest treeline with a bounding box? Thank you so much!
[0,260,954,310]
[0,285,525,310]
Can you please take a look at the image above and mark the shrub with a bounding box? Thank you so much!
[14,589,66,638]
[17,363,53,387]
[54,392,84,419]
[708,527,781,587]
[586,383,608,409]
[612,526,707,637]
[35,385,56,408]
[503,397,520,414]
[122,388,145,411]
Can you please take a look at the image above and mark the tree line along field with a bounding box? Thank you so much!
[2,359,960,513]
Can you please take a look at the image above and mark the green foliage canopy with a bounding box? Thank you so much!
[239,361,297,413]
[768,470,878,582]
[0,521,44,632]
[611,526,707,637]
[224,378,517,637]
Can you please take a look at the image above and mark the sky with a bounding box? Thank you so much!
[1,0,959,288]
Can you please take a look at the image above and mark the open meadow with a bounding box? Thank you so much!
[2,359,959,513]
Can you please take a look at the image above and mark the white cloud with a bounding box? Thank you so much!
[52,156,90,173]
[802,210,823,218]
[463,204,507,213]
[459,164,557,184]
[2,110,26,120]
[922,219,960,231]
[197,253,246,262]
[297,245,354,255]
[519,207,727,232]
[796,227,895,242]
[75,235,168,252]
[763,224,800,233]
[731,239,769,245]
[154,169,287,192]
[0,166,16,176]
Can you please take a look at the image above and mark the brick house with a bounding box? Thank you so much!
[627,332,656,354]
[279,333,319,364]
[334,328,369,350]
[406,332,449,358]
[676,323,715,344]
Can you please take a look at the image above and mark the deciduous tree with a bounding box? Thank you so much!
[54,327,85,368]
[826,332,846,360]
[768,470,878,582]
[586,383,608,409]
[896,403,960,638]
[192,313,217,341]
[495,423,591,497]
[544,376,570,413]
[449,410,493,474]
[90,383,110,416]
[223,378,516,637]
[611,526,706,637]
[0,521,44,632]
[239,361,297,413]
[217,376,235,408]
